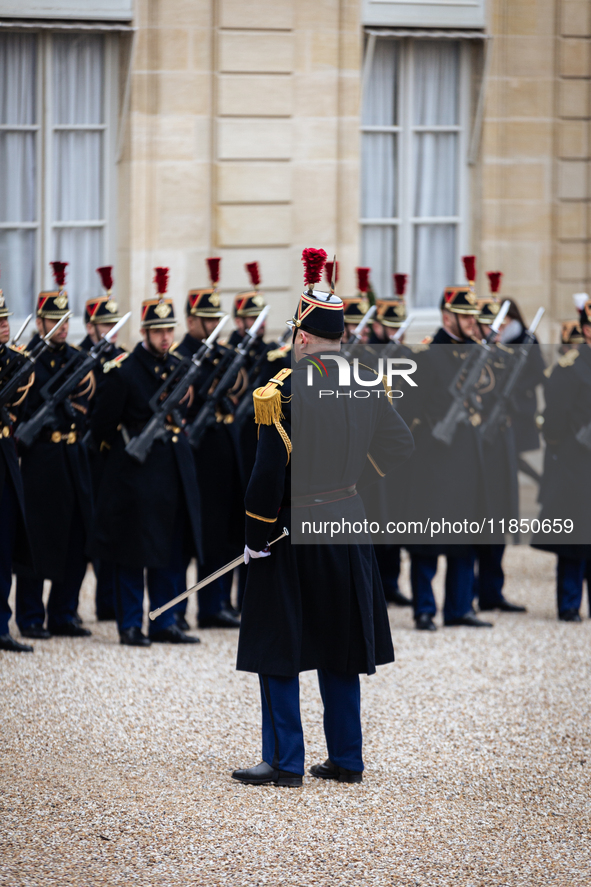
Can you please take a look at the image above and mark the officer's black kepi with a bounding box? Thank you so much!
[290,248,344,339]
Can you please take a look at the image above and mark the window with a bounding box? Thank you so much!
[361,38,471,309]
[0,31,117,321]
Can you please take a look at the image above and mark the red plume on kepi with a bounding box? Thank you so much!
[356,267,370,294]
[50,261,68,289]
[325,261,339,285]
[97,266,113,292]
[302,248,327,291]
[487,271,502,294]
[207,257,221,286]
[462,255,477,284]
[245,262,260,288]
[153,266,169,296]
[393,273,407,297]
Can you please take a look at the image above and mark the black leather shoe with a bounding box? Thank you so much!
[150,624,201,644]
[385,589,413,607]
[309,759,363,784]
[198,607,240,629]
[232,761,302,787]
[72,612,83,626]
[174,612,191,631]
[480,599,527,613]
[49,621,92,637]
[445,613,493,628]
[559,609,582,623]
[0,633,33,653]
[20,625,51,639]
[415,613,437,631]
[120,627,151,646]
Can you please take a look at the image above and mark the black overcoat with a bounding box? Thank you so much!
[15,338,94,581]
[176,332,243,564]
[89,342,202,568]
[0,344,34,572]
[236,360,414,678]
[532,344,591,557]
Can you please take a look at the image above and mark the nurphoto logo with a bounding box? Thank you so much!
[306,354,418,399]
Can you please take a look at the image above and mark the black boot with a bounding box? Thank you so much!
[232,762,302,787]
[198,607,240,629]
[174,612,191,631]
[0,633,33,653]
[415,613,437,631]
[150,624,200,644]
[309,759,363,784]
[20,625,51,640]
[559,609,581,623]
[120,627,151,646]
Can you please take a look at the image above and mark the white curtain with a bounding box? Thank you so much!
[413,41,460,308]
[361,40,398,299]
[51,35,104,314]
[0,34,37,316]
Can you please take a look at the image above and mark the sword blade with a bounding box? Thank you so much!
[148,527,289,620]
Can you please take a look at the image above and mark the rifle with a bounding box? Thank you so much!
[382,315,414,359]
[187,305,270,450]
[479,307,545,445]
[0,314,34,386]
[0,313,72,425]
[16,312,131,448]
[342,304,377,360]
[125,315,229,464]
[232,326,292,429]
[432,300,511,446]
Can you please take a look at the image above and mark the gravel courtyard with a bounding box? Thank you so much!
[1,546,590,887]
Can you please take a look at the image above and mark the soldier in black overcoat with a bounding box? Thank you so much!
[0,290,35,651]
[362,291,413,608]
[15,270,95,639]
[532,298,591,621]
[231,253,414,788]
[401,283,495,631]
[90,270,201,646]
[79,268,127,621]
[174,265,242,629]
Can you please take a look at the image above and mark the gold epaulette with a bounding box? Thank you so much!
[411,342,430,353]
[169,341,180,355]
[7,344,25,354]
[253,367,291,426]
[103,352,130,373]
[267,342,292,362]
[557,348,579,368]
[253,367,292,463]
[70,343,81,351]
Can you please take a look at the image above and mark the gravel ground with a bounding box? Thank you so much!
[1,545,590,887]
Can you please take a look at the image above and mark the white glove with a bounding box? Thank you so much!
[244,544,271,564]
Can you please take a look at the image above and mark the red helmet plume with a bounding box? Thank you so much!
[153,267,169,296]
[462,255,476,283]
[96,266,113,292]
[393,273,407,297]
[207,257,221,286]
[50,261,68,288]
[487,271,502,294]
[325,261,339,285]
[356,267,370,294]
[245,262,260,288]
[302,248,327,289]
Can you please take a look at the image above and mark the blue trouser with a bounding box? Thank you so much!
[16,502,87,631]
[0,478,17,635]
[94,559,115,619]
[259,670,363,776]
[474,544,505,608]
[410,552,475,621]
[557,556,586,616]
[374,545,401,598]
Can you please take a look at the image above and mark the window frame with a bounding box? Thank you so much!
[0,28,119,333]
[360,35,472,316]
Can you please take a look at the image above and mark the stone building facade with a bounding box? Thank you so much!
[0,0,589,341]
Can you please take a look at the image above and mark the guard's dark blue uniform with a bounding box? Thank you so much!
[89,341,203,637]
[237,358,414,775]
[15,336,95,633]
[0,343,34,638]
[79,333,126,620]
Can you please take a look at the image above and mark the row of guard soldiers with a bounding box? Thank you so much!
[0,258,290,650]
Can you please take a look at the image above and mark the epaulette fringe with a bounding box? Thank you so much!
[253,368,291,427]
